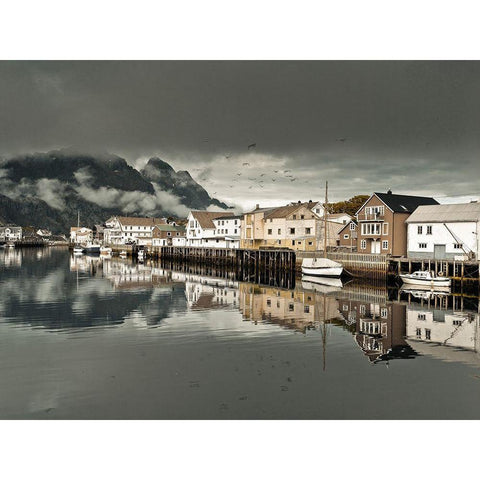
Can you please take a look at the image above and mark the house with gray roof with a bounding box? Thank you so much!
[406,202,480,260]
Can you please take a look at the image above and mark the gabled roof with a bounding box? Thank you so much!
[374,192,439,213]
[190,211,235,229]
[153,224,186,233]
[356,192,439,215]
[264,201,318,219]
[338,219,357,234]
[117,216,166,227]
[406,202,480,223]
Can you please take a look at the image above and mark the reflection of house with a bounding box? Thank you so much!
[338,298,415,362]
[0,225,23,242]
[355,191,438,255]
[70,226,92,243]
[185,281,239,309]
[406,300,480,354]
[152,224,186,247]
[239,283,340,333]
[406,202,480,260]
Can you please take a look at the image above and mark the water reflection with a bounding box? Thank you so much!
[1,249,479,365]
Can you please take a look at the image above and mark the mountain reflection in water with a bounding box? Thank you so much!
[0,248,480,419]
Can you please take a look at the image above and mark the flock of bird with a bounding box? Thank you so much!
[193,137,348,192]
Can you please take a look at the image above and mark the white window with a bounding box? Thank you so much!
[350,223,356,230]
[360,305,366,314]
[344,234,349,239]
[361,239,366,249]
[426,226,432,235]
[381,308,388,318]
[382,240,388,250]
[417,225,423,235]
[418,243,427,249]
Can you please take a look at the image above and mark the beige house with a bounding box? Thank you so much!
[70,226,93,244]
[241,201,342,252]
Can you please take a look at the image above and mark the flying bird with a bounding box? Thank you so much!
[336,137,347,142]
[284,170,291,173]
[259,173,265,177]
[247,143,256,150]
[274,170,279,173]
[236,173,242,176]
[290,178,297,182]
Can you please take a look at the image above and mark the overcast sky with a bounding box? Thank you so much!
[1,61,479,210]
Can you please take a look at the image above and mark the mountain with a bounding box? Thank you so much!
[0,148,229,233]
[141,157,227,210]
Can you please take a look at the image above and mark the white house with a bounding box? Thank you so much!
[70,227,93,244]
[103,216,166,246]
[186,210,238,248]
[0,226,23,242]
[310,202,351,225]
[406,202,480,260]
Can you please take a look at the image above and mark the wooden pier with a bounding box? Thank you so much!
[325,252,389,279]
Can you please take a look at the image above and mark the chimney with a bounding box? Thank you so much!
[255,204,259,209]
[387,189,392,194]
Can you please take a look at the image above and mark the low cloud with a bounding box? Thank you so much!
[73,167,189,217]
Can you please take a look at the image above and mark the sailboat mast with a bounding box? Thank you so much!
[323,181,328,258]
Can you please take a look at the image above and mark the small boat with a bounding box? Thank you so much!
[73,244,84,254]
[6,242,15,248]
[119,250,127,258]
[301,257,343,277]
[83,242,101,254]
[399,270,451,288]
[100,246,112,255]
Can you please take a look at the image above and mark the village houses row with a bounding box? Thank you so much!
[65,190,480,260]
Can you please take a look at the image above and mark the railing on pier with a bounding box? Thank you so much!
[326,252,389,279]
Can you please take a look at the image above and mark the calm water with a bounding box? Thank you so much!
[1,247,479,419]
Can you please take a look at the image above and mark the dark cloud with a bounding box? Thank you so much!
[0,61,479,206]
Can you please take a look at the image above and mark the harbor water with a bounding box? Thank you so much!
[0,247,479,419]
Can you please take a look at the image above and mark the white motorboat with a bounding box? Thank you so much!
[400,286,450,299]
[73,245,84,254]
[301,257,343,277]
[399,270,451,288]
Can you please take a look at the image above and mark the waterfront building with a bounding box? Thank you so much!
[406,202,480,260]
[240,201,342,251]
[185,210,238,248]
[103,216,166,246]
[338,220,358,250]
[355,190,439,255]
[0,225,23,242]
[152,224,186,247]
[69,226,92,244]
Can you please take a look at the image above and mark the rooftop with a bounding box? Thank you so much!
[406,202,480,223]
[190,210,235,229]
[372,192,439,213]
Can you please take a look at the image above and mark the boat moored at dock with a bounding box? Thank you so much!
[399,270,451,288]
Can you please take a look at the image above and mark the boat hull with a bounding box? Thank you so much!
[301,266,343,277]
[400,275,451,288]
